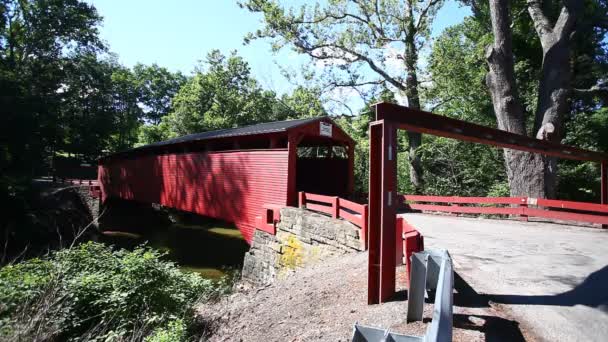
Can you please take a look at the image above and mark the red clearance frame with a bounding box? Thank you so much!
[368,102,608,304]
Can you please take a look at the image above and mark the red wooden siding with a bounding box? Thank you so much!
[98,149,289,243]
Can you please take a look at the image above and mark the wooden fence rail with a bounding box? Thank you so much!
[401,195,608,226]
[298,191,368,248]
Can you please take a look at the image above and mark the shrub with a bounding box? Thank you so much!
[0,242,229,341]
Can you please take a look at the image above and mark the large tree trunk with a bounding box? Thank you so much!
[486,0,577,198]
[527,0,578,199]
[404,5,423,194]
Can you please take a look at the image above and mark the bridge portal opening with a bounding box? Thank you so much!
[295,142,350,198]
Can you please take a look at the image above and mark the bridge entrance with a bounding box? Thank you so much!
[367,102,608,304]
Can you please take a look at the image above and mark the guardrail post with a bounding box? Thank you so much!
[602,161,607,205]
[520,198,528,221]
[332,196,339,218]
[299,191,306,208]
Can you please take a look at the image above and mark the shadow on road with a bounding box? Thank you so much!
[488,265,608,314]
[452,272,527,342]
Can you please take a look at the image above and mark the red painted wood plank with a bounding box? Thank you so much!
[305,193,335,204]
[534,198,608,214]
[339,209,363,227]
[374,102,608,162]
[339,198,366,212]
[409,203,521,215]
[99,149,290,244]
[403,195,525,205]
[524,208,608,225]
[306,203,334,216]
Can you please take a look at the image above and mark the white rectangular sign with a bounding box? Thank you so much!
[320,122,332,137]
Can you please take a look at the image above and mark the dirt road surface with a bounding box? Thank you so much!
[403,213,608,342]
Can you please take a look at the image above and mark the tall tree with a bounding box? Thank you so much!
[241,0,445,193]
[163,50,277,135]
[0,0,103,176]
[133,64,186,124]
[483,0,608,198]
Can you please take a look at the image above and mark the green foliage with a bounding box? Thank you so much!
[417,136,507,197]
[145,319,187,342]
[0,242,225,341]
[558,108,608,201]
[1,0,103,178]
[335,112,372,194]
[133,64,187,124]
[423,17,495,125]
[163,50,277,135]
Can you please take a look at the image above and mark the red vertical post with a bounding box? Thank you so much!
[368,123,382,304]
[602,161,607,229]
[287,134,298,206]
[379,122,397,303]
[332,197,340,218]
[520,198,528,221]
[361,204,368,250]
[367,120,398,304]
[347,142,355,195]
[602,161,607,205]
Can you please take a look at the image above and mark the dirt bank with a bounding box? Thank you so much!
[197,251,532,341]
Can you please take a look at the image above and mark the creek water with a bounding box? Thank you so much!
[99,213,249,279]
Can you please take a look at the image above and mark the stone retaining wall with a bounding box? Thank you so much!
[242,207,364,284]
[74,186,100,227]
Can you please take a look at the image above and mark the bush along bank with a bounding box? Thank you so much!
[0,242,234,341]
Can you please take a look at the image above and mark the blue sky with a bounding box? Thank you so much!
[89,0,470,110]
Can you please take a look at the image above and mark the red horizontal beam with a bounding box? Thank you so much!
[405,195,608,225]
[403,195,525,205]
[305,193,335,204]
[339,198,366,212]
[339,209,364,227]
[409,203,522,216]
[524,208,608,225]
[374,102,608,162]
[534,198,608,214]
[304,202,333,216]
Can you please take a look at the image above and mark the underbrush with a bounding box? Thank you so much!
[0,242,234,341]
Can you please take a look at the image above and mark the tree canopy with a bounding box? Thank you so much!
[1,0,607,205]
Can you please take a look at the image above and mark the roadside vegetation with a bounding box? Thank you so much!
[0,242,234,341]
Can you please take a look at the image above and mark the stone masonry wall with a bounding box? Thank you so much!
[242,207,364,284]
[74,187,100,227]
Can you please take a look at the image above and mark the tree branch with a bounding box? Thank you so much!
[415,0,441,33]
[573,84,608,103]
[526,0,553,38]
[554,0,579,39]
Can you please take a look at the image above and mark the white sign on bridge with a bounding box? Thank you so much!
[320,122,332,137]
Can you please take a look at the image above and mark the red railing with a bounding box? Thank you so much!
[401,195,608,226]
[55,177,101,198]
[298,192,368,247]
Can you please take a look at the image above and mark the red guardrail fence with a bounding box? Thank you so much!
[298,191,368,247]
[401,195,608,226]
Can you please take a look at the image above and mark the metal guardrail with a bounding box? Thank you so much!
[352,249,453,342]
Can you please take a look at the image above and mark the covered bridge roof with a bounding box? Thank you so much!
[101,116,354,161]
[145,116,323,148]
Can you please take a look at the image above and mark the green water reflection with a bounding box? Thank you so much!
[100,218,249,279]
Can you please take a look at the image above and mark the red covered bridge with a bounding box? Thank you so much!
[98,117,355,243]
